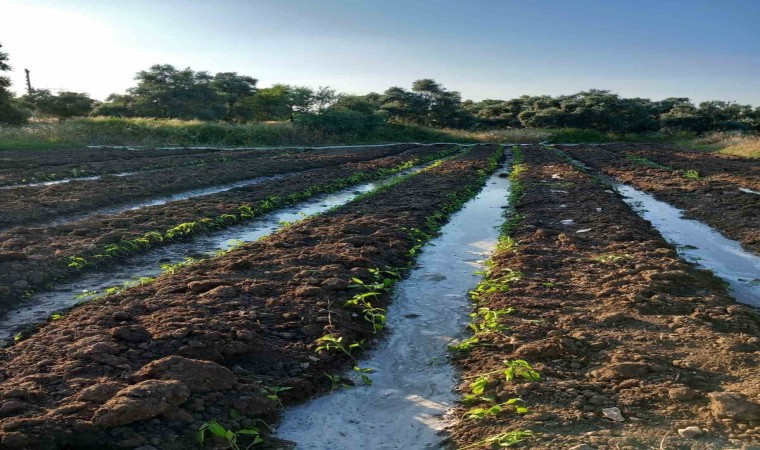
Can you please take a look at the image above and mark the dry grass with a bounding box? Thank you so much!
[682,132,760,158]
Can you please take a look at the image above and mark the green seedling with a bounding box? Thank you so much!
[682,169,701,180]
[324,373,350,391]
[464,398,528,419]
[448,336,481,353]
[315,334,364,358]
[352,366,375,386]
[67,256,88,270]
[260,386,291,409]
[503,359,541,382]
[469,270,522,303]
[468,307,514,333]
[50,314,64,321]
[197,420,262,449]
[459,430,535,449]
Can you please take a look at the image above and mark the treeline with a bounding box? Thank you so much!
[1,44,759,135]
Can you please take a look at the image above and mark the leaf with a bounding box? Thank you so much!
[208,421,227,437]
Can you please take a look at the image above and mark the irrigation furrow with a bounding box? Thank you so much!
[559,144,760,256]
[0,144,418,229]
[276,158,512,449]
[449,145,760,449]
[0,145,456,311]
[0,159,440,340]
[0,144,502,449]
[552,147,760,307]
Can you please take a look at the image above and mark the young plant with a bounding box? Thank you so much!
[464,398,529,419]
[682,169,701,180]
[351,366,375,386]
[315,334,364,358]
[324,373,350,391]
[459,430,535,449]
[197,421,263,449]
[259,386,291,409]
[503,359,541,382]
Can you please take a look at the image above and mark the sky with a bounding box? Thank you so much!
[2,0,759,105]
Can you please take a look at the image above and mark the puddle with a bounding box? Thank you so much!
[46,173,290,227]
[0,163,436,340]
[276,165,512,449]
[616,184,760,308]
[0,171,138,190]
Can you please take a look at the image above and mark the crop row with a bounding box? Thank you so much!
[0,144,457,311]
[0,144,502,449]
[560,144,760,255]
[449,145,759,449]
[0,144,418,229]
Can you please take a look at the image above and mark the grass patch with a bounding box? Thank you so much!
[679,131,760,158]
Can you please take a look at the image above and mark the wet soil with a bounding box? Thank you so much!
[448,145,760,450]
[618,143,760,191]
[0,145,501,450]
[0,145,452,312]
[559,144,760,256]
[0,147,227,185]
[0,144,418,229]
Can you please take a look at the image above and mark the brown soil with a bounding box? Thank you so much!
[448,146,760,450]
[621,143,760,191]
[0,144,454,311]
[0,145,501,450]
[0,144,418,229]
[560,144,760,255]
[0,147,227,185]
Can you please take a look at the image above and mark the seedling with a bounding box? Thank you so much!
[682,169,701,180]
[324,373,350,391]
[351,366,375,386]
[464,398,528,419]
[315,334,364,358]
[591,253,632,263]
[503,359,541,382]
[260,386,291,409]
[459,430,535,449]
[197,420,263,449]
[468,307,514,333]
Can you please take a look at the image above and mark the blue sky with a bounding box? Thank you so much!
[3,0,759,105]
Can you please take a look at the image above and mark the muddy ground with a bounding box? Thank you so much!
[560,144,760,256]
[448,145,760,450]
[0,144,418,229]
[0,147,228,186]
[619,143,760,192]
[0,144,454,313]
[0,145,500,450]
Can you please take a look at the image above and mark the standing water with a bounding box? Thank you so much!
[0,163,437,340]
[616,184,760,308]
[276,165,512,449]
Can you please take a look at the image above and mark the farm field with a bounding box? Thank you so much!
[0,143,757,450]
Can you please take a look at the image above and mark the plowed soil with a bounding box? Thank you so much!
[0,145,501,450]
[448,146,760,450]
[0,144,454,311]
[0,144,418,229]
[560,144,760,255]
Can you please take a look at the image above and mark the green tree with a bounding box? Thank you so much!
[128,64,226,120]
[26,90,95,120]
[0,43,30,125]
[242,84,293,121]
[211,72,258,122]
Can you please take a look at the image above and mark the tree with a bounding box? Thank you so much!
[312,86,337,113]
[0,43,30,125]
[211,72,258,122]
[127,64,226,120]
[35,91,95,120]
[243,84,292,121]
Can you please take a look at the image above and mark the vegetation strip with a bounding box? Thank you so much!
[560,143,760,255]
[0,144,501,449]
[0,144,456,311]
[449,145,759,449]
[0,144,417,229]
